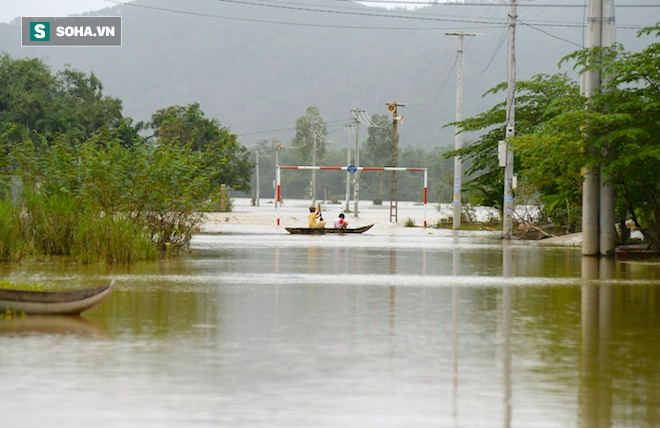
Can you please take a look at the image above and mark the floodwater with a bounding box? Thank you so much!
[2,225,660,427]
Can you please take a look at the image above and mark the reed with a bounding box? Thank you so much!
[23,191,79,257]
[0,196,25,262]
[71,214,157,264]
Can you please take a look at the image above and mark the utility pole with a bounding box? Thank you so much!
[387,102,404,222]
[599,0,616,257]
[351,108,364,217]
[446,31,476,230]
[583,0,616,257]
[502,0,517,239]
[274,140,284,209]
[254,146,260,207]
[344,124,354,212]
[311,132,317,203]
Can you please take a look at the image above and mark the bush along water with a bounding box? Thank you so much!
[1,132,228,264]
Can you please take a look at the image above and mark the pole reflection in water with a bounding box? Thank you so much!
[580,256,614,428]
[501,241,512,428]
[452,237,460,427]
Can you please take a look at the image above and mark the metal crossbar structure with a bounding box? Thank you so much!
[276,165,428,227]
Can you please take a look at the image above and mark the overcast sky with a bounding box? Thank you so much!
[0,0,114,23]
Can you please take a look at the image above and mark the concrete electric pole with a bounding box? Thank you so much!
[502,0,517,240]
[254,146,260,207]
[311,132,317,203]
[582,0,616,257]
[351,108,364,217]
[446,31,476,230]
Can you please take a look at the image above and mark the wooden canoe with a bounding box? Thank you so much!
[285,224,374,235]
[0,281,114,315]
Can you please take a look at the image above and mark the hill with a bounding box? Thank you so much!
[1,0,656,149]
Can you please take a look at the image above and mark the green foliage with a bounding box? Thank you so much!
[577,23,660,248]
[444,73,585,229]
[71,214,157,264]
[23,190,81,257]
[0,128,230,262]
[443,22,660,244]
[0,196,25,262]
[208,186,233,212]
[0,280,46,291]
[291,106,328,165]
[0,54,255,262]
[363,113,393,201]
[149,102,252,192]
[0,53,123,144]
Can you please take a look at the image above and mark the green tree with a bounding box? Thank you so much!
[51,67,123,141]
[150,103,252,193]
[0,54,57,134]
[565,23,660,247]
[0,54,123,145]
[363,113,392,202]
[445,73,584,229]
[291,106,328,165]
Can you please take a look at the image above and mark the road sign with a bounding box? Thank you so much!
[347,165,357,173]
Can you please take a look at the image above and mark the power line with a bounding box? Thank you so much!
[518,19,583,48]
[335,0,659,7]
[106,0,651,30]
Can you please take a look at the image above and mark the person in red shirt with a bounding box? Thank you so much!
[333,213,349,230]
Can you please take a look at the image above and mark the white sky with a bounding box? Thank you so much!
[0,0,117,23]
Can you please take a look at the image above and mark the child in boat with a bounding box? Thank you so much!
[308,205,326,228]
[333,213,348,229]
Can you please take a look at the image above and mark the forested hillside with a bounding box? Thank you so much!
[2,0,654,151]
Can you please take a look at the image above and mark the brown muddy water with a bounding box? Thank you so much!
[1,226,659,427]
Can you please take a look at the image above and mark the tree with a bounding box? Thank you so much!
[444,73,584,229]
[51,67,123,141]
[0,54,123,145]
[565,23,660,247]
[363,113,392,202]
[150,103,252,193]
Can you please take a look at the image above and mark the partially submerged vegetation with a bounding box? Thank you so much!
[0,54,252,264]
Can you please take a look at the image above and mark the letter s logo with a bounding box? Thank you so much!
[34,24,46,38]
[29,22,50,42]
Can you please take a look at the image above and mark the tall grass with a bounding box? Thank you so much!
[72,214,157,264]
[10,190,158,263]
[23,191,79,257]
[0,196,25,262]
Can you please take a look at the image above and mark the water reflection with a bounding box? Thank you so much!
[580,257,614,428]
[1,230,660,427]
[0,315,109,338]
[502,242,513,428]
